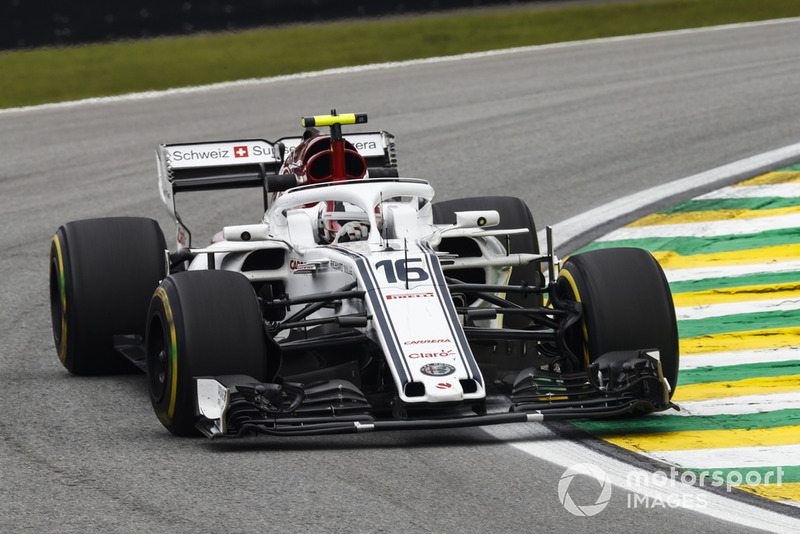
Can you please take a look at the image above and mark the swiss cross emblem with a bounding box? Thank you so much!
[234,146,249,158]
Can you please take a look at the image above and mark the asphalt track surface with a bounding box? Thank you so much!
[2,19,800,534]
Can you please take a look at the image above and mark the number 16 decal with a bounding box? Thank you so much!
[375,258,429,283]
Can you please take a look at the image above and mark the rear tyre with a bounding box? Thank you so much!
[49,217,167,375]
[433,196,542,326]
[145,270,267,436]
[556,247,679,396]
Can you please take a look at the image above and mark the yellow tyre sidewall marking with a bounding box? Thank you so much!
[154,286,179,424]
[558,267,590,367]
[52,235,68,364]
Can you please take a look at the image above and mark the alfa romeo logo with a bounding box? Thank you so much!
[558,463,612,517]
[419,363,455,377]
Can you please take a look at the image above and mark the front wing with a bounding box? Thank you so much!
[194,347,675,438]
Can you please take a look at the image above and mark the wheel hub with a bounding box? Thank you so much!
[148,339,169,403]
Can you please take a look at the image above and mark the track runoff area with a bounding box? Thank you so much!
[569,161,800,508]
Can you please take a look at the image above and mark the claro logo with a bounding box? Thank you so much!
[408,349,455,359]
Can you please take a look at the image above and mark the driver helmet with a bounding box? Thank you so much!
[318,201,380,243]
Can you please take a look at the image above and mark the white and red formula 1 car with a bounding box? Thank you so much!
[50,112,679,437]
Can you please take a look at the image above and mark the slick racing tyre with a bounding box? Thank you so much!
[556,247,679,397]
[49,217,167,375]
[433,196,542,327]
[145,270,267,436]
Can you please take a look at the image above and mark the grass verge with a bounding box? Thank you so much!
[1,0,798,109]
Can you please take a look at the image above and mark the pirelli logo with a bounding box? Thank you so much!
[385,292,434,300]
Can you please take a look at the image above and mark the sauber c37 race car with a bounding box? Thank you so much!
[49,112,679,438]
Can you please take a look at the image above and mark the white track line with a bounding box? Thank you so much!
[664,261,800,283]
[486,424,800,532]
[529,142,800,523]
[653,391,800,416]
[651,444,800,470]
[675,298,800,321]
[678,348,800,370]
[598,212,800,241]
[539,141,800,247]
[3,18,800,116]
[697,184,800,200]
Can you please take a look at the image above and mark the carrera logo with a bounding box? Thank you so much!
[289,259,307,270]
[351,140,378,152]
[404,339,452,345]
[408,349,455,359]
[385,292,434,300]
[234,146,249,158]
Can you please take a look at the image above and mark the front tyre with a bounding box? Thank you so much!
[145,270,267,436]
[556,247,679,396]
[49,217,167,375]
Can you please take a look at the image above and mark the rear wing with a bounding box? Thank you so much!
[156,131,396,249]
